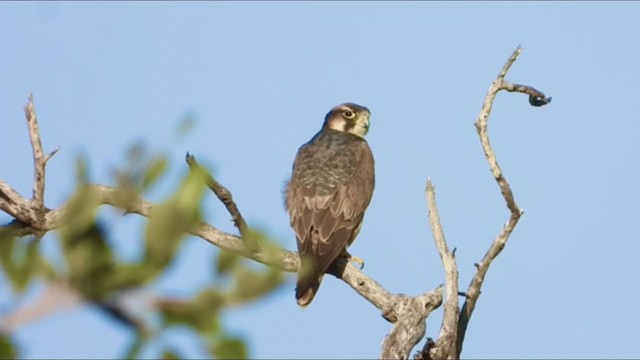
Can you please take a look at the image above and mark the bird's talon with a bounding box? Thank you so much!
[350,255,365,269]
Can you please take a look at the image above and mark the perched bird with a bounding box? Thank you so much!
[285,103,375,307]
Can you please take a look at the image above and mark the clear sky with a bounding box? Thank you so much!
[1,2,639,359]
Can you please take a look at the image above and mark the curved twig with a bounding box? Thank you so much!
[456,46,551,356]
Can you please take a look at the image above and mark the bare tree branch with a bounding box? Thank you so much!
[2,179,416,342]
[381,289,443,360]
[0,181,40,228]
[455,46,551,356]
[0,282,82,334]
[0,177,401,314]
[1,95,59,237]
[424,180,459,360]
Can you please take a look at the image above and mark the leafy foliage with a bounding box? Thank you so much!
[0,334,17,359]
[0,144,286,359]
[0,233,51,293]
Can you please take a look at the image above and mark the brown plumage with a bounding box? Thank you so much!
[285,103,375,307]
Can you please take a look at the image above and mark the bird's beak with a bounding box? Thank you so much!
[360,112,371,133]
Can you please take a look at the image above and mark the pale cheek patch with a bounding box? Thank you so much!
[327,116,369,138]
[328,117,348,132]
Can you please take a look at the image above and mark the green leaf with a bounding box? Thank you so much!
[158,289,224,334]
[57,185,102,242]
[111,181,142,211]
[0,236,49,293]
[121,332,146,360]
[126,142,146,164]
[193,288,227,313]
[15,239,40,290]
[176,112,197,138]
[56,185,120,300]
[33,251,56,281]
[227,267,284,305]
[141,156,168,190]
[0,334,18,359]
[143,201,188,271]
[0,235,19,289]
[209,336,247,360]
[215,250,241,276]
[161,348,181,360]
[61,222,114,300]
[74,155,90,184]
[143,169,206,275]
[98,263,156,292]
[174,166,208,213]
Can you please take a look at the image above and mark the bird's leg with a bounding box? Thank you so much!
[342,251,365,269]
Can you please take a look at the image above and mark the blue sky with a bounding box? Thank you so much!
[1,2,639,359]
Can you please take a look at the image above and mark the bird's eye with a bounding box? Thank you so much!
[343,110,356,119]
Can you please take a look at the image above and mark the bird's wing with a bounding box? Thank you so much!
[287,140,375,278]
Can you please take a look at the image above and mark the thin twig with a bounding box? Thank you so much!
[185,153,250,241]
[456,46,551,356]
[44,147,61,164]
[24,94,46,211]
[503,82,552,107]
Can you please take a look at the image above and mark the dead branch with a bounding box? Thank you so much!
[381,290,443,360]
[455,45,551,356]
[424,180,459,359]
[0,177,408,332]
[185,153,250,241]
[22,95,59,233]
[24,94,46,210]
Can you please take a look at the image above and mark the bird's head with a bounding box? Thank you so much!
[323,103,371,138]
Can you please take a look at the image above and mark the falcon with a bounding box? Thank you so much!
[285,102,375,307]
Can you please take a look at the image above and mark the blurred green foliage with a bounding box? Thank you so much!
[0,143,286,359]
[0,334,17,359]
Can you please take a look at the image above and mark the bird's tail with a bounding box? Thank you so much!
[295,274,323,307]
